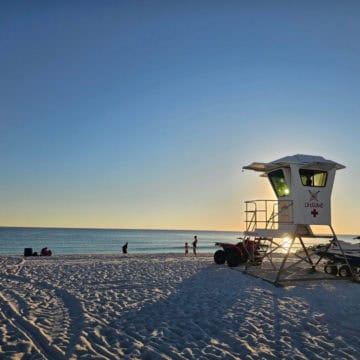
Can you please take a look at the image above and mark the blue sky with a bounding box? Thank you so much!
[1,1,359,233]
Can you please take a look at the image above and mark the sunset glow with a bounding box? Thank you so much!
[1,2,360,234]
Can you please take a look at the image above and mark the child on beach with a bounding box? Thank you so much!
[185,242,189,256]
[122,242,128,254]
[192,236,198,256]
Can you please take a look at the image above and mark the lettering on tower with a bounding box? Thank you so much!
[305,190,323,218]
[304,190,323,209]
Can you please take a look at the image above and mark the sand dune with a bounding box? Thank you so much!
[0,253,359,359]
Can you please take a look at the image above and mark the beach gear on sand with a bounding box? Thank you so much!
[40,247,52,256]
[24,248,33,257]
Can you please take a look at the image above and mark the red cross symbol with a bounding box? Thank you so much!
[311,209,319,217]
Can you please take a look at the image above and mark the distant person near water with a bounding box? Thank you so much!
[192,236,198,256]
[185,242,189,256]
[122,242,128,254]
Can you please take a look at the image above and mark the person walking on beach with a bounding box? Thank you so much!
[185,242,189,256]
[192,236,198,256]
[122,242,128,254]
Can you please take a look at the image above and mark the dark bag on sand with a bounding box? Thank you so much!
[24,248,33,257]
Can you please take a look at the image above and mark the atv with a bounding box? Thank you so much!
[214,238,264,267]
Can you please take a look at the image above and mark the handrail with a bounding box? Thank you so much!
[245,200,293,231]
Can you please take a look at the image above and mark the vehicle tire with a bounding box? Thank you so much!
[252,259,262,266]
[338,265,351,277]
[214,250,226,265]
[227,251,241,267]
[238,253,249,264]
[324,264,338,275]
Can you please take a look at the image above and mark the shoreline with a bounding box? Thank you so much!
[0,228,358,257]
[0,253,359,359]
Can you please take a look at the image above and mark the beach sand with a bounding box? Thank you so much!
[0,253,359,359]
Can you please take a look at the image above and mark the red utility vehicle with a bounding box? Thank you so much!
[214,238,265,267]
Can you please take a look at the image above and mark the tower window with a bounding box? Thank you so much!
[268,169,290,197]
[299,169,327,187]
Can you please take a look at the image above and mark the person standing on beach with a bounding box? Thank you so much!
[185,242,189,256]
[192,236,198,256]
[122,242,128,254]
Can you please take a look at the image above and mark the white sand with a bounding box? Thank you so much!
[0,253,359,359]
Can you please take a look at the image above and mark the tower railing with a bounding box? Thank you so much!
[244,200,294,232]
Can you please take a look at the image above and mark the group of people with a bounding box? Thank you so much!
[185,235,198,256]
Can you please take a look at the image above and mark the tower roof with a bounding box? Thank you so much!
[243,154,345,173]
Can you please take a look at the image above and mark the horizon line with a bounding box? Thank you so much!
[0,225,243,233]
[0,225,357,236]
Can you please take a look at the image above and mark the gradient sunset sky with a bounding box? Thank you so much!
[1,1,359,233]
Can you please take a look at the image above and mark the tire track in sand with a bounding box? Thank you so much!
[0,272,84,359]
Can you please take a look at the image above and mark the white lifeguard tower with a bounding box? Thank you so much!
[242,154,353,285]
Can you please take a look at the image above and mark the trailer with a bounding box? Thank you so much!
[314,242,360,277]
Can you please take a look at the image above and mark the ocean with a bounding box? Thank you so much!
[0,227,243,255]
[0,227,358,256]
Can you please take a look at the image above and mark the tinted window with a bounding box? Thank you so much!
[299,169,327,187]
[268,169,290,197]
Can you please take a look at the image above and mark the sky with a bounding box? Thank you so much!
[1,1,360,233]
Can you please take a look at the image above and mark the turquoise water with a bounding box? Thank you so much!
[0,227,358,256]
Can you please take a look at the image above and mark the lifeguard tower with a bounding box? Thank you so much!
[242,154,354,285]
